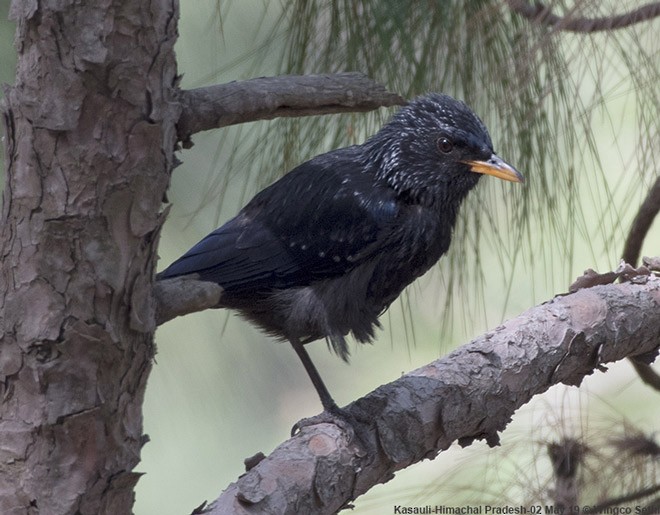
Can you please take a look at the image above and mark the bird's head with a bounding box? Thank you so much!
[364,93,523,207]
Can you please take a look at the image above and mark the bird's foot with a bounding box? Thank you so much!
[291,403,353,437]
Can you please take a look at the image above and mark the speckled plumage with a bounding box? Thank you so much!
[159,93,522,408]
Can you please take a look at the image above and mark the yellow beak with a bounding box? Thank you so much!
[463,154,524,183]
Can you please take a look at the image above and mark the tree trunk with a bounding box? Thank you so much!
[0,1,179,513]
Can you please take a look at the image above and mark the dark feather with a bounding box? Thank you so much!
[159,93,521,364]
[159,146,400,294]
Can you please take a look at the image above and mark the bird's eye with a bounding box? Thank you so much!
[437,136,453,153]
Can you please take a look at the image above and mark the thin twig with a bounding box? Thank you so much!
[629,358,660,391]
[589,483,660,513]
[622,176,660,266]
[506,1,660,33]
[620,176,660,392]
[548,439,585,510]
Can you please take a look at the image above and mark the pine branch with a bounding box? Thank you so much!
[620,177,660,392]
[176,73,405,147]
[622,176,660,266]
[506,1,660,33]
[154,277,223,325]
[191,276,660,514]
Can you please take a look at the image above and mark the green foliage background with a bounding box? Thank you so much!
[1,1,658,513]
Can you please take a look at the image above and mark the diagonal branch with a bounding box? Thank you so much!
[176,73,405,147]
[194,277,660,514]
[621,176,660,392]
[506,1,660,33]
[622,176,660,266]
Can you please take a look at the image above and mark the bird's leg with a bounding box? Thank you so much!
[289,336,338,412]
[289,337,363,442]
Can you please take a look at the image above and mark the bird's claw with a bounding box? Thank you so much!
[291,406,356,441]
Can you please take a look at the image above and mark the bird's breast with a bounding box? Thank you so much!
[364,205,453,312]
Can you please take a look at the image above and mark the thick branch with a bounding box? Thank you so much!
[506,1,660,33]
[200,278,660,514]
[176,72,405,145]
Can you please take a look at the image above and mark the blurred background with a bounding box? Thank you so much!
[1,1,658,513]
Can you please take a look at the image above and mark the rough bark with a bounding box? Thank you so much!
[205,278,660,514]
[0,1,179,513]
[154,277,223,325]
[0,3,409,513]
[2,1,658,514]
[176,73,405,146]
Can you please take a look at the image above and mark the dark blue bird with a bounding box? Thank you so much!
[159,93,523,413]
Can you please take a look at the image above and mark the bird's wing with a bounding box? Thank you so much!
[158,149,400,293]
